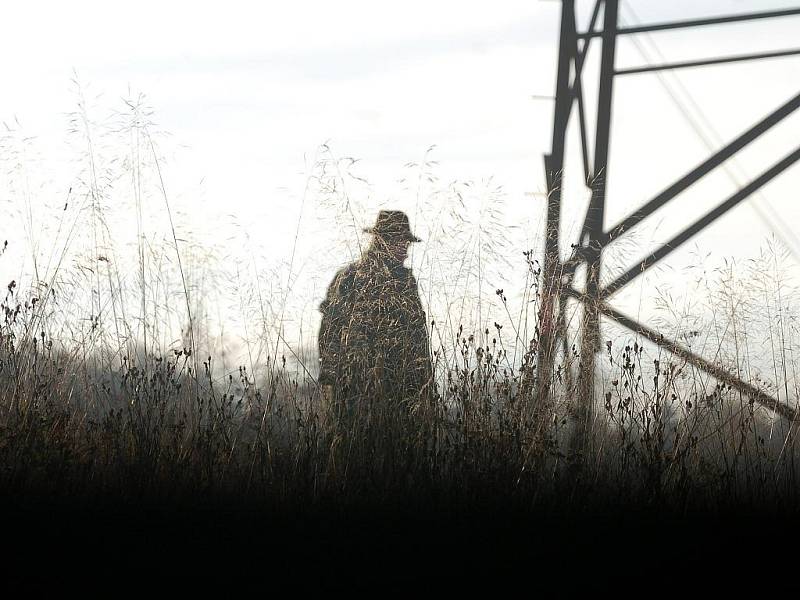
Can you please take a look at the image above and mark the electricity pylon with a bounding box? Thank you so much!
[536,1,800,459]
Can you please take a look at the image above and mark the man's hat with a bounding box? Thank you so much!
[363,210,422,242]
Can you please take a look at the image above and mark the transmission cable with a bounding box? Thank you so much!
[620,0,800,265]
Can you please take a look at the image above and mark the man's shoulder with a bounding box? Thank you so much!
[397,264,417,284]
[320,262,359,312]
[328,259,417,290]
[330,260,364,286]
[333,262,358,281]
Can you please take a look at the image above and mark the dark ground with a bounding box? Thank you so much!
[2,490,797,594]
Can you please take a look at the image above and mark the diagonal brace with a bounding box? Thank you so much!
[597,296,796,421]
[571,0,602,177]
[564,288,797,421]
[601,144,800,298]
[616,47,800,76]
[603,91,800,245]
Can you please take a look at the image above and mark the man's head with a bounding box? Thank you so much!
[374,235,413,264]
[363,210,421,264]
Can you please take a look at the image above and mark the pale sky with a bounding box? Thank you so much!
[1,0,799,373]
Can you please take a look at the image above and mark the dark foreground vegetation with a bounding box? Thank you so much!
[2,277,799,591]
[1,99,797,591]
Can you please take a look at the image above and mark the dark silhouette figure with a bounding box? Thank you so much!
[318,211,434,420]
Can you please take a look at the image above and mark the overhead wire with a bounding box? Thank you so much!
[619,0,800,265]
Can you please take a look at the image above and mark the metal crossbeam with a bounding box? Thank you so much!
[569,0,601,96]
[602,145,800,298]
[563,288,797,422]
[603,90,800,245]
[616,47,800,76]
[577,7,800,39]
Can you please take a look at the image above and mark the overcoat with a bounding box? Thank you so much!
[318,249,433,409]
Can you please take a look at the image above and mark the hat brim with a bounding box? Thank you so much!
[363,227,422,242]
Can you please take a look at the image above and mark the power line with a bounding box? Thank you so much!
[620,0,800,266]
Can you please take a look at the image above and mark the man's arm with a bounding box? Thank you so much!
[318,266,355,385]
[406,272,435,396]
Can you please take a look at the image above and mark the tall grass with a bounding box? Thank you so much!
[1,90,799,516]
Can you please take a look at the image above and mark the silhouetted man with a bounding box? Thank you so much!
[318,210,433,419]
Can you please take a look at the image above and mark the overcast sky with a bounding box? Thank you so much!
[1,0,799,366]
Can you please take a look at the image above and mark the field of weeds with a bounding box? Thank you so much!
[2,92,799,590]
[2,275,799,515]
